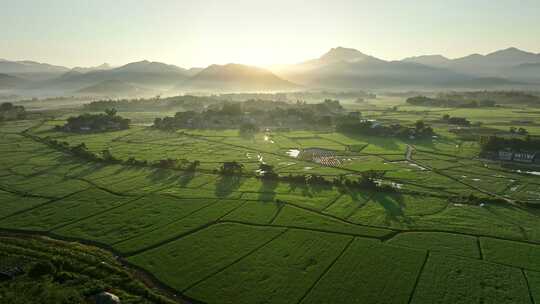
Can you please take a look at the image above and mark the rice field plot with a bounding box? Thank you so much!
[0,190,49,219]
[19,177,91,197]
[322,191,372,219]
[480,204,540,241]
[348,194,449,228]
[292,137,346,151]
[480,237,540,271]
[0,188,134,231]
[388,170,478,195]
[441,171,518,195]
[0,170,91,197]
[359,138,408,155]
[410,204,527,242]
[185,229,352,304]
[525,271,540,304]
[317,132,369,146]
[113,199,246,253]
[276,162,347,175]
[300,237,426,304]
[340,155,396,171]
[53,195,219,249]
[387,232,480,258]
[222,200,281,224]
[511,183,540,203]
[128,223,286,292]
[273,185,342,211]
[271,134,301,149]
[0,120,39,133]
[410,253,531,304]
[272,205,392,238]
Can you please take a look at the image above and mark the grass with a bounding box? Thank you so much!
[480,237,540,271]
[1,102,540,304]
[300,237,426,304]
[185,229,352,304]
[273,205,392,237]
[387,232,480,258]
[53,196,218,247]
[411,253,532,304]
[113,199,246,253]
[128,223,286,292]
[0,189,133,231]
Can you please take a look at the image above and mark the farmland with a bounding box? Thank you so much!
[1,96,540,303]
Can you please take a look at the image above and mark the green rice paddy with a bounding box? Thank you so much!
[1,99,540,303]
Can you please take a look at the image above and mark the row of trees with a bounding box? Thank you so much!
[407,96,497,108]
[40,136,396,193]
[480,135,540,152]
[337,120,434,139]
[441,114,471,126]
[0,102,26,121]
[153,100,347,131]
[57,109,130,133]
[41,136,201,171]
[216,161,390,191]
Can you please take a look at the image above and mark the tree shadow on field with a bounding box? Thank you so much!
[178,170,196,187]
[64,161,107,180]
[215,175,244,198]
[148,168,179,185]
[258,178,278,201]
[373,192,413,225]
[287,181,313,198]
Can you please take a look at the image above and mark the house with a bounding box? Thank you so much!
[513,152,536,163]
[348,111,361,119]
[498,150,513,161]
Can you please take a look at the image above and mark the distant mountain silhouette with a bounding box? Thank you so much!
[176,63,299,92]
[72,63,112,73]
[77,79,152,97]
[0,60,69,81]
[5,46,540,95]
[402,55,451,67]
[502,62,540,83]
[45,60,191,91]
[0,73,27,89]
[271,47,473,89]
[404,47,540,79]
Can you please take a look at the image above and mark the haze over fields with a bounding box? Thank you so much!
[3,2,540,304]
[1,46,540,96]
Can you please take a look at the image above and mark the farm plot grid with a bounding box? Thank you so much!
[1,118,540,304]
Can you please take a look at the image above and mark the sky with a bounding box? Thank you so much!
[1,0,540,68]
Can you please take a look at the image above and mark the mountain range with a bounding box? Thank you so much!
[1,46,539,96]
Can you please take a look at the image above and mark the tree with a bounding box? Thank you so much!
[101,149,115,162]
[239,122,258,137]
[186,160,200,171]
[259,163,278,179]
[220,161,244,175]
[105,108,117,116]
[29,261,56,278]
[415,120,425,130]
[0,102,14,111]
[442,114,450,121]
[518,127,528,135]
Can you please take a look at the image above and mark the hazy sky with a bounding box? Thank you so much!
[2,0,539,68]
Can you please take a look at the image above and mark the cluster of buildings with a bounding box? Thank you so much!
[497,150,539,164]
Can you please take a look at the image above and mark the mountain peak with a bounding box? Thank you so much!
[180,63,297,92]
[487,47,536,58]
[402,54,451,66]
[320,47,372,63]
